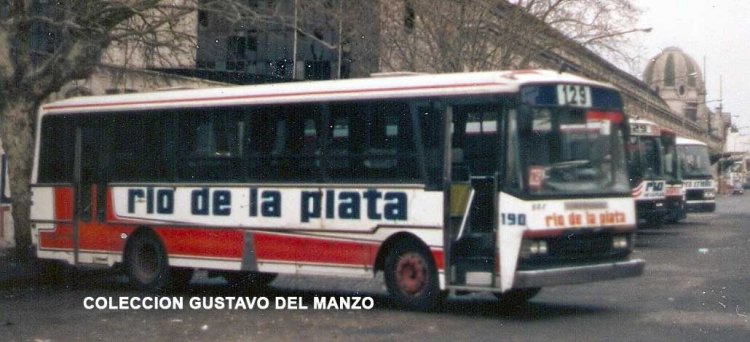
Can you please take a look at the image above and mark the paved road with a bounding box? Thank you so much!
[1,196,749,341]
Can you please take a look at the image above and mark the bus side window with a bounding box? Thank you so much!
[38,116,75,183]
[414,103,444,187]
[453,105,501,178]
[504,109,523,192]
[110,114,169,182]
[177,110,242,182]
[246,105,324,182]
[246,108,279,181]
[365,102,418,183]
[328,114,350,172]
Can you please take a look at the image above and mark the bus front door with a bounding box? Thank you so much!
[449,176,497,287]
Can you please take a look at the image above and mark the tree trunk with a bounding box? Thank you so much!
[0,99,36,259]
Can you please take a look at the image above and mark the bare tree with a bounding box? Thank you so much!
[378,0,645,73]
[510,0,647,72]
[0,0,306,257]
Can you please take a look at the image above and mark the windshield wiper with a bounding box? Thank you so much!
[546,159,591,170]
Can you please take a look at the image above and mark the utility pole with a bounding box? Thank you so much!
[292,0,298,80]
[337,0,343,79]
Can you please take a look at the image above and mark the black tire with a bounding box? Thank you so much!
[224,271,277,290]
[125,231,171,291]
[384,240,442,311]
[494,287,541,306]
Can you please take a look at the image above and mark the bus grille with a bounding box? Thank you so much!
[686,189,705,201]
[517,231,630,270]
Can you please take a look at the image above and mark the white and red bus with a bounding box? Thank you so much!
[660,128,686,223]
[676,137,716,212]
[627,119,667,227]
[30,70,644,310]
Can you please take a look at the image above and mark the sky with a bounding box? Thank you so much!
[633,0,750,130]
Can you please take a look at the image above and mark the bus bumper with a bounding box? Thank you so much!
[636,200,668,221]
[685,201,715,213]
[511,259,645,289]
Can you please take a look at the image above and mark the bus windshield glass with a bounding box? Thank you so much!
[627,136,665,185]
[515,106,630,196]
[678,145,712,178]
[662,135,681,183]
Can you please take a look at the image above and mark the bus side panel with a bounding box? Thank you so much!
[253,232,375,268]
[155,227,244,261]
[37,187,75,251]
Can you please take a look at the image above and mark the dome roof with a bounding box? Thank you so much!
[642,47,704,97]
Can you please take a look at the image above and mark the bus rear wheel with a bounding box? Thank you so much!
[384,240,442,311]
[125,231,190,291]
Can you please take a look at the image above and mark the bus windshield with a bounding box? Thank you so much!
[515,107,630,196]
[627,135,665,185]
[662,134,681,183]
[678,145,712,178]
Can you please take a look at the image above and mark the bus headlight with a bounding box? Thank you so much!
[521,240,549,258]
[612,235,629,249]
[704,189,716,199]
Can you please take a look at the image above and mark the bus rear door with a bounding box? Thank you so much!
[72,119,109,265]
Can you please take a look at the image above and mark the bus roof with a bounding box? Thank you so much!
[41,69,616,115]
[676,137,708,147]
[629,119,657,125]
[629,119,660,136]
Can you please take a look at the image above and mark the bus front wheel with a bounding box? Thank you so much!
[384,240,442,311]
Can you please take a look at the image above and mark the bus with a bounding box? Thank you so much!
[30,70,644,310]
[627,119,667,227]
[676,137,716,212]
[728,159,745,195]
[661,128,686,223]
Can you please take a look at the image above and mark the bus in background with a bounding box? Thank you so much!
[676,137,716,212]
[660,128,685,223]
[30,70,644,310]
[627,119,667,227]
[728,159,745,195]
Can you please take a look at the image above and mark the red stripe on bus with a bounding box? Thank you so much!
[253,232,445,270]
[253,233,378,267]
[155,228,244,259]
[42,82,503,112]
[586,110,623,124]
[54,187,74,221]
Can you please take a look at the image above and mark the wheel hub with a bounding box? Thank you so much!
[395,253,427,296]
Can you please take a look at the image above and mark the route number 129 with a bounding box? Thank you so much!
[557,84,592,107]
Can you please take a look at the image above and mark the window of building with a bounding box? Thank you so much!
[404,1,416,33]
[685,103,698,121]
[226,35,247,71]
[247,30,258,51]
[198,10,208,27]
